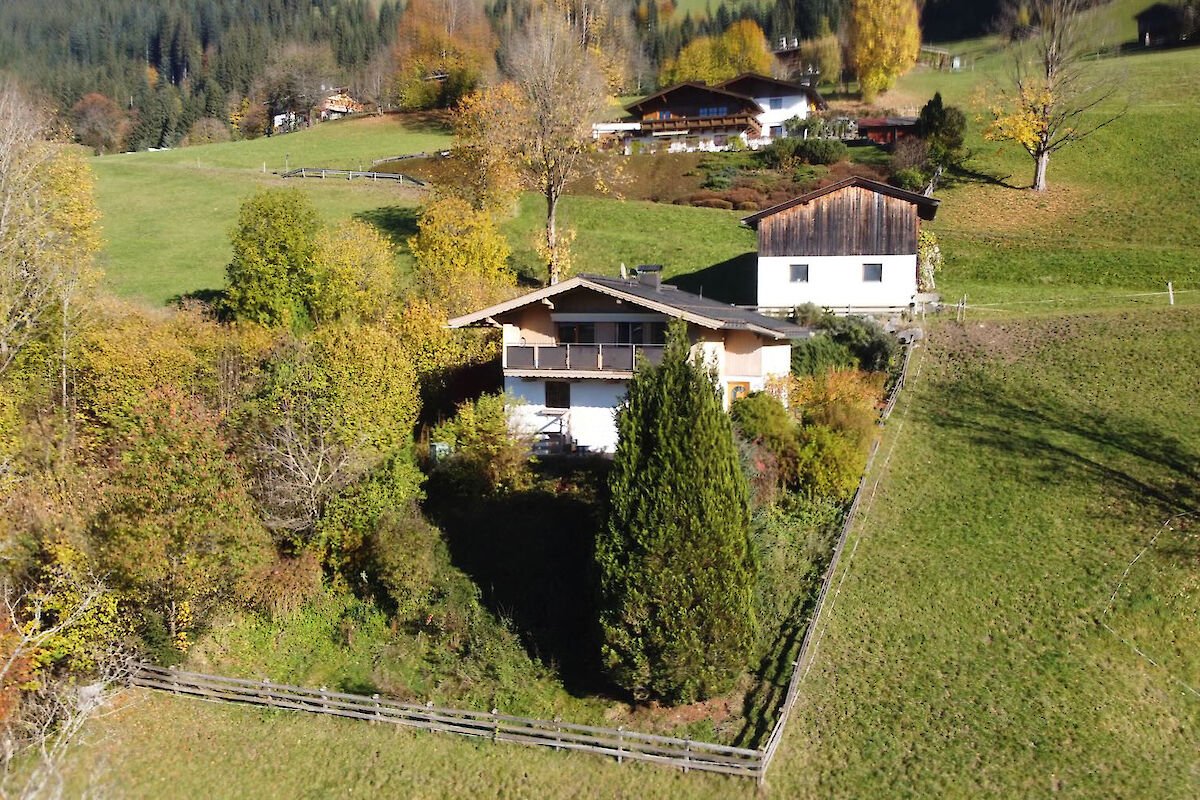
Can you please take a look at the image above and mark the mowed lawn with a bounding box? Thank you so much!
[91,114,450,305]
[772,305,1200,797]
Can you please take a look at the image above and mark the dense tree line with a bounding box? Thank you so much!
[0,0,399,148]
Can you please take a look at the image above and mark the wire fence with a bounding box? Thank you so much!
[130,345,916,783]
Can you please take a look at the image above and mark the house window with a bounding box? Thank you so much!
[728,382,751,403]
[713,134,727,147]
[770,125,784,139]
[698,106,728,117]
[790,264,809,283]
[648,322,668,344]
[545,381,571,409]
[557,322,595,344]
[769,97,783,110]
[616,322,647,344]
[863,263,883,282]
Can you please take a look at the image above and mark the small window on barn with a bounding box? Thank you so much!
[545,381,571,409]
[769,97,783,110]
[863,263,883,282]
[790,264,809,283]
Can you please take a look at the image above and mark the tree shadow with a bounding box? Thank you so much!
[168,287,227,311]
[732,593,810,748]
[424,457,620,697]
[668,251,758,306]
[355,205,420,247]
[924,375,1199,519]
[949,162,1020,189]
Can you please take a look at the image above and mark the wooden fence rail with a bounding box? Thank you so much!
[279,167,427,186]
[129,663,763,778]
[131,344,915,784]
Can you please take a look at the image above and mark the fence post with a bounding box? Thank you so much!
[683,737,690,773]
[1168,281,1174,305]
[373,693,381,724]
[553,716,562,751]
[617,726,624,764]
[492,708,500,742]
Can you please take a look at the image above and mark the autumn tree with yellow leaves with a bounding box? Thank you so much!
[847,0,920,100]
[659,20,773,85]
[981,0,1125,191]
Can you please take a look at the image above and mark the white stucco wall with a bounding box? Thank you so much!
[504,376,627,453]
[756,254,918,309]
[761,342,792,380]
[753,93,810,138]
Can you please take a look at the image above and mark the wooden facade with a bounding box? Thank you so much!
[626,83,760,122]
[756,185,920,257]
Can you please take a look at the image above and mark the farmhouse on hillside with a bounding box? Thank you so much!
[742,176,940,313]
[446,269,810,453]
[593,74,826,154]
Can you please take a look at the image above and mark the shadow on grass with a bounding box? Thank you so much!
[668,251,758,306]
[424,457,618,697]
[733,593,810,748]
[949,162,1020,189]
[356,205,420,247]
[925,376,1199,517]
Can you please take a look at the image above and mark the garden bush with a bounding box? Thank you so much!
[890,167,928,192]
[794,424,866,503]
[790,334,855,376]
[822,315,900,373]
[794,138,847,165]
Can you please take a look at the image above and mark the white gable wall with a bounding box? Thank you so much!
[757,254,918,309]
[754,93,811,139]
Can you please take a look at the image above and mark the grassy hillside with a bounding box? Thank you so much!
[775,304,1200,797]
[889,45,1200,300]
[91,114,450,305]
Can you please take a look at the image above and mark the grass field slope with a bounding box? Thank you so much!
[90,114,451,305]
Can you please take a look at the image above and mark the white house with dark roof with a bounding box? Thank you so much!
[742,177,941,313]
[593,73,826,154]
[446,269,811,453]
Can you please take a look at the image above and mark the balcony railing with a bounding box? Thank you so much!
[505,343,665,372]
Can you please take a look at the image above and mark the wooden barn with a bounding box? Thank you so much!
[741,177,940,312]
[856,116,919,146]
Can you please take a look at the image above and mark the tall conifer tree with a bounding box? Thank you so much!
[597,321,756,704]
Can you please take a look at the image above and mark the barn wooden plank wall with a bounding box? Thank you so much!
[757,186,918,256]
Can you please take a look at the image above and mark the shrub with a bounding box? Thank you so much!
[790,369,886,449]
[791,303,827,327]
[318,452,425,565]
[431,392,532,494]
[794,424,866,503]
[692,198,734,210]
[890,167,928,192]
[731,391,803,487]
[794,138,847,165]
[240,551,324,619]
[821,315,900,373]
[918,228,943,292]
[790,334,855,376]
[597,321,756,704]
[368,506,440,619]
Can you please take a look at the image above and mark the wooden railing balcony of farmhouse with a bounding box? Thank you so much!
[504,343,665,375]
[639,114,762,135]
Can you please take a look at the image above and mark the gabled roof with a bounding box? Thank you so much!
[857,115,918,128]
[446,274,811,340]
[740,176,940,226]
[624,82,763,115]
[716,73,827,109]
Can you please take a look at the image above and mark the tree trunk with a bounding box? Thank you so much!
[546,191,560,285]
[1033,149,1050,192]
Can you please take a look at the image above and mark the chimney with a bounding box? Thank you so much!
[635,264,662,290]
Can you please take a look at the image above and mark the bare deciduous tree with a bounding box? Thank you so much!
[501,11,611,284]
[983,0,1126,191]
[254,387,367,539]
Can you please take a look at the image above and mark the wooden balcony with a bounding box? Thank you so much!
[640,114,762,136]
[504,343,665,375]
